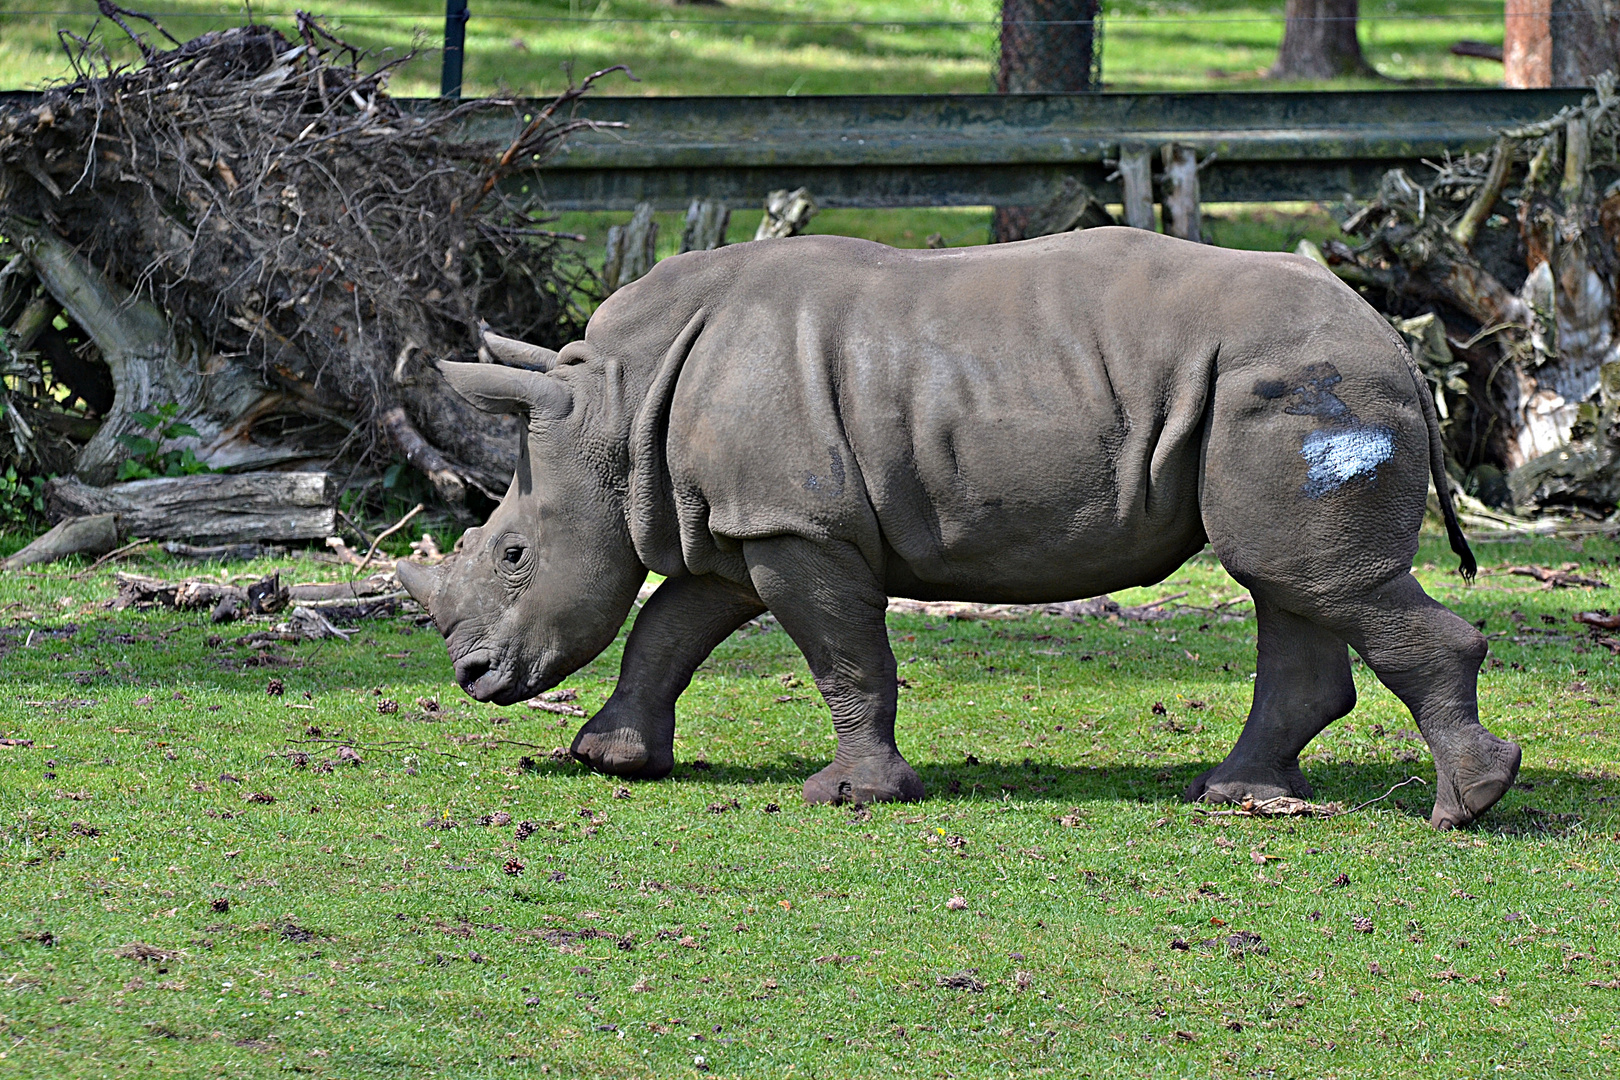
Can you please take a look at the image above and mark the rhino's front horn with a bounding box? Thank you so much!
[478,321,560,372]
[395,559,440,611]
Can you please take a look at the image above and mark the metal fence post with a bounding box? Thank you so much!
[441,0,469,100]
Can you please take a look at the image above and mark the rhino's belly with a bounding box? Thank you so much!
[869,419,1210,604]
[879,512,1207,604]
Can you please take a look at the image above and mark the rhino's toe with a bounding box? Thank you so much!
[803,755,924,805]
[1430,734,1520,829]
[1183,760,1311,805]
[570,726,673,780]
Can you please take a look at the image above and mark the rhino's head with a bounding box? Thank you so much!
[396,355,645,706]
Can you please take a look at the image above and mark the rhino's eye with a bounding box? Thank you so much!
[501,545,525,567]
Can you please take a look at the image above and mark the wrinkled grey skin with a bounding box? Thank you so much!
[399,228,1520,829]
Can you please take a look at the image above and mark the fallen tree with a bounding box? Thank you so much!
[0,6,609,523]
[1299,75,1620,517]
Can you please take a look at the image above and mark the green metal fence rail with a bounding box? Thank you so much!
[451,89,1589,211]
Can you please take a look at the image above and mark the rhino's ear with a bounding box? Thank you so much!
[439,361,573,421]
[478,321,560,372]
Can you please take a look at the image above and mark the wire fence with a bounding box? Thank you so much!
[0,6,1522,26]
[0,3,1516,99]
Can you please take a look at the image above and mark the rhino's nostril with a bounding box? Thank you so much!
[455,655,492,691]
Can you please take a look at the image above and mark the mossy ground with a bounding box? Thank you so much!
[1,529,1617,1077]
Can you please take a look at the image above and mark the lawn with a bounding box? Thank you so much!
[5,2,1614,1076]
[0,0,1508,97]
[1,527,1617,1077]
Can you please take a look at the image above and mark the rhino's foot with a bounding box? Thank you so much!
[1183,758,1312,806]
[569,711,674,781]
[1430,732,1521,830]
[804,753,925,805]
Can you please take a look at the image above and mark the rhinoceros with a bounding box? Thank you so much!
[395,227,1521,829]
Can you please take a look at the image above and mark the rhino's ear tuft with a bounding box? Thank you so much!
[478,321,561,372]
[439,361,573,420]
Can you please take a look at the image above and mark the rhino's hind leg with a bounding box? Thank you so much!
[745,537,924,805]
[1184,596,1356,806]
[1328,573,1519,829]
[571,573,765,780]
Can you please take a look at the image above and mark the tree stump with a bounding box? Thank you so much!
[755,189,818,240]
[604,203,659,293]
[1116,146,1157,231]
[1159,144,1203,243]
[1024,177,1116,238]
[680,200,731,253]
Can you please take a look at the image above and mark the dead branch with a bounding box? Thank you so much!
[0,15,599,505]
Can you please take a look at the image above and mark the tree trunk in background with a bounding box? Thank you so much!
[1549,0,1620,86]
[1269,0,1376,80]
[993,0,1101,242]
[1505,0,1553,87]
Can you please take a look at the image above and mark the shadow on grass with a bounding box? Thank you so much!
[602,755,1620,831]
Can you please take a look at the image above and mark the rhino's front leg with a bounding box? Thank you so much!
[745,536,924,805]
[571,573,765,780]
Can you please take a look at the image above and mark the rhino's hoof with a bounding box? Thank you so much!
[570,723,674,781]
[1430,734,1520,829]
[803,755,925,805]
[1183,760,1312,805]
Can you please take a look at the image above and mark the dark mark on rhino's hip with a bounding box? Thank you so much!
[803,446,846,497]
[1256,362,1394,499]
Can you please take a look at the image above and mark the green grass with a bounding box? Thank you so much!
[0,0,1508,96]
[547,202,1345,271]
[2,528,1619,1076]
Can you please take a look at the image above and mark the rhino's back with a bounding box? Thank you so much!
[618,229,1397,602]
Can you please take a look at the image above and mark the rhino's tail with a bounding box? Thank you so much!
[1410,363,1477,583]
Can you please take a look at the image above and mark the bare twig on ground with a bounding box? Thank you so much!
[1193,776,1428,819]
[356,502,423,575]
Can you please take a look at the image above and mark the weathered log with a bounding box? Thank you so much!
[163,540,285,561]
[1509,352,1620,507]
[4,293,55,353]
[20,230,184,485]
[1116,145,1156,231]
[114,570,398,610]
[1561,116,1589,204]
[1,513,119,570]
[1024,177,1116,238]
[1160,143,1203,243]
[680,200,730,253]
[1452,137,1518,249]
[603,203,658,293]
[381,407,467,506]
[755,188,817,240]
[47,472,335,542]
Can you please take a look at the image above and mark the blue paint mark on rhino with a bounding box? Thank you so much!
[1255,362,1397,499]
[1300,424,1395,498]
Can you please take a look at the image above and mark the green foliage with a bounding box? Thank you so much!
[0,462,46,524]
[114,402,213,481]
[0,533,1617,1076]
[337,457,443,554]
